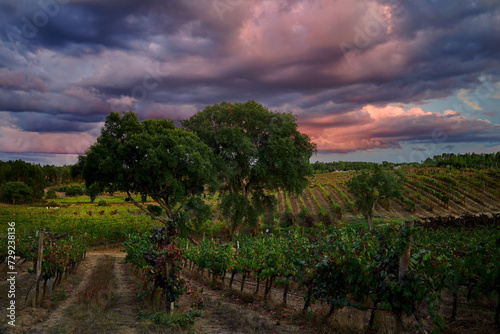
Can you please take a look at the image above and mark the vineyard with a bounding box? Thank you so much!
[1,167,499,333]
[118,212,499,332]
[273,168,500,227]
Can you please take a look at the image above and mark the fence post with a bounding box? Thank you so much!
[395,221,414,333]
[49,240,53,296]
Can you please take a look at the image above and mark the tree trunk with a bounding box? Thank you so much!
[264,276,274,300]
[451,288,458,321]
[495,289,499,330]
[367,213,374,231]
[368,301,378,329]
[283,282,289,305]
[303,286,312,313]
[467,286,473,302]
[229,270,236,288]
[241,272,246,292]
[165,259,174,313]
[326,305,335,318]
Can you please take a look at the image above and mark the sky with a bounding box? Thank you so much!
[0,0,500,166]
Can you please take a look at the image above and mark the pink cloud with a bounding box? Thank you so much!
[0,68,47,92]
[0,125,96,154]
[299,105,500,153]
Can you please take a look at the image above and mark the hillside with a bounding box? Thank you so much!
[274,167,500,225]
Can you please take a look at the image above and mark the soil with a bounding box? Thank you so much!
[0,250,309,334]
[2,246,497,334]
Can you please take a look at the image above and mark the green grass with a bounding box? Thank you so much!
[48,193,152,204]
[339,216,411,229]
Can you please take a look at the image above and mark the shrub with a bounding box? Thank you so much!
[147,204,163,217]
[65,185,84,197]
[1,181,34,204]
[45,188,57,199]
[86,183,100,203]
[317,209,333,226]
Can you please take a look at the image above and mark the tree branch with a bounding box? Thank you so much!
[126,191,170,225]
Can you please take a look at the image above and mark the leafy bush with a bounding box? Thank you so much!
[147,204,163,216]
[45,188,57,199]
[64,185,84,197]
[98,200,110,207]
[317,209,333,226]
[86,183,100,203]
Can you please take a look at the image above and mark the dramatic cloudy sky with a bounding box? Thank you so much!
[1,0,500,166]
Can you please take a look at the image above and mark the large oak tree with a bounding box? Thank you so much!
[75,111,217,230]
[182,100,317,234]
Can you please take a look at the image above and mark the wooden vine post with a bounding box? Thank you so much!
[395,221,414,334]
[34,230,44,307]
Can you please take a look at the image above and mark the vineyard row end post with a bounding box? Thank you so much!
[395,220,414,334]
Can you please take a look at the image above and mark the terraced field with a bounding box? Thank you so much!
[276,168,500,224]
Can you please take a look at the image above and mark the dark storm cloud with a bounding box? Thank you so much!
[0,0,499,160]
[10,112,98,133]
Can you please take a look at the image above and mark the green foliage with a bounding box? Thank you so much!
[86,183,100,203]
[45,188,58,200]
[64,185,85,197]
[0,204,160,247]
[123,226,185,312]
[328,182,355,211]
[1,181,34,204]
[422,151,500,169]
[182,100,316,234]
[20,230,87,280]
[0,160,45,201]
[78,111,217,229]
[316,183,342,219]
[407,179,450,206]
[147,204,163,217]
[97,199,109,206]
[183,223,471,330]
[312,161,381,173]
[346,166,405,230]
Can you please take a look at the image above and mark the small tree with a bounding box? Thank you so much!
[347,166,405,230]
[45,188,58,199]
[1,181,34,204]
[86,183,100,203]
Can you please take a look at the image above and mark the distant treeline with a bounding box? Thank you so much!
[422,152,500,169]
[312,161,382,173]
[312,152,500,173]
[0,160,81,203]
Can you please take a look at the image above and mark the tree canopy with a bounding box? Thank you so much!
[346,166,405,230]
[75,111,218,230]
[0,181,34,204]
[182,100,317,234]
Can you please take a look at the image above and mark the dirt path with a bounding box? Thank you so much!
[110,251,140,334]
[5,250,312,334]
[183,270,310,334]
[24,254,98,334]
[6,250,140,334]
